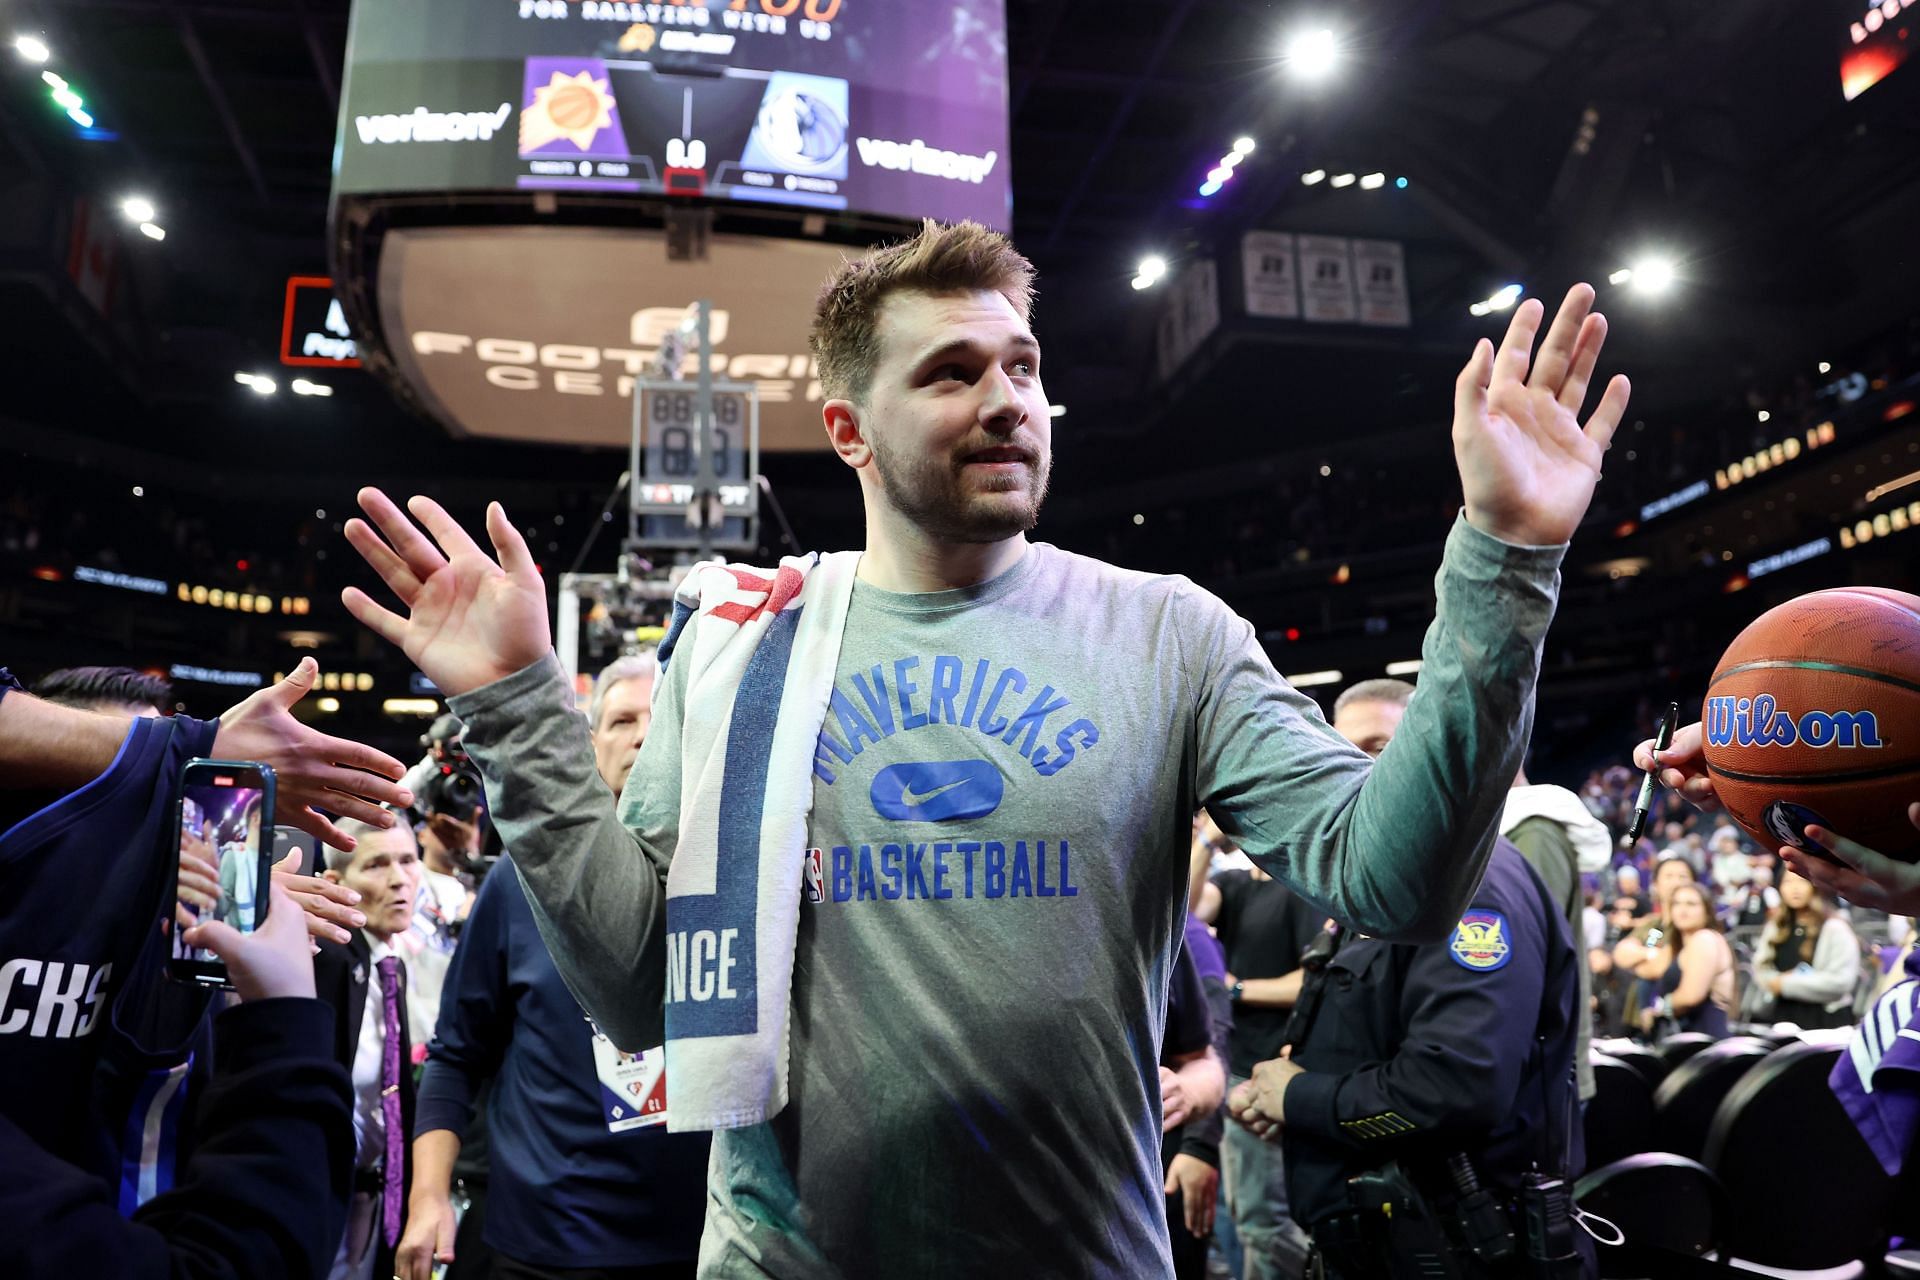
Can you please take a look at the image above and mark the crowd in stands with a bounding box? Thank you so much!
[1572,760,1905,1044]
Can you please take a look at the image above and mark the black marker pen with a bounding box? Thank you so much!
[1624,701,1680,848]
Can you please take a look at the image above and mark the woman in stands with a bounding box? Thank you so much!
[1640,883,1737,1039]
[1751,870,1861,1030]
[1611,856,1699,1027]
[1613,857,1696,963]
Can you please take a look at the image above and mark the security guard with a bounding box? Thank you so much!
[1229,680,1590,1280]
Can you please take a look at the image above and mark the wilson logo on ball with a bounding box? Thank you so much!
[1704,694,1885,749]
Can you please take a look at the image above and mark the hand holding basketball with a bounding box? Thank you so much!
[1779,804,1920,915]
[1453,284,1631,547]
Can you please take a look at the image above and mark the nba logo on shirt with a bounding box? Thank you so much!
[802,847,824,904]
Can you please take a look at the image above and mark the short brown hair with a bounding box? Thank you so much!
[809,219,1035,402]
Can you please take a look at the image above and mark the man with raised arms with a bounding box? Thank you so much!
[340,221,1629,1277]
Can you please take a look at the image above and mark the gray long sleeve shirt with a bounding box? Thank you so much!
[449,514,1562,1278]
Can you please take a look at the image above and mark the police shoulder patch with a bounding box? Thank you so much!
[1448,910,1512,972]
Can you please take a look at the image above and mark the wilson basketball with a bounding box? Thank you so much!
[1701,587,1920,863]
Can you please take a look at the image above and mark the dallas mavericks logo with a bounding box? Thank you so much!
[1704,694,1883,749]
[1762,801,1833,854]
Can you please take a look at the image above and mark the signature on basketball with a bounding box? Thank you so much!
[1705,694,1884,750]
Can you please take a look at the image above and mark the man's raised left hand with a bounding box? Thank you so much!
[1453,283,1631,547]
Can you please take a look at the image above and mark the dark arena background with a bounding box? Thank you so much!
[3,0,1920,1275]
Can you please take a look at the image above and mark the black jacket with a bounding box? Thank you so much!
[1280,840,1584,1230]
[311,932,415,1275]
[0,998,352,1279]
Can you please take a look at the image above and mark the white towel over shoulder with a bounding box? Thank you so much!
[655,550,859,1132]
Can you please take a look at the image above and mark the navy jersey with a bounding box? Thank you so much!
[95,922,217,1213]
[0,709,219,1179]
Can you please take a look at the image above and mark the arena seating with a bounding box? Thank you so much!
[1599,1041,1670,1091]
[1653,1031,1720,1072]
[1586,1054,1656,1171]
[1573,1152,1726,1277]
[1703,1042,1889,1272]
[1579,1035,1905,1276]
[1649,1037,1774,1163]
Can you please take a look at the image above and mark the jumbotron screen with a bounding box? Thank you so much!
[336,0,1010,228]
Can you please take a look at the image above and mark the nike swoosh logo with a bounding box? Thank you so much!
[871,760,1003,823]
[900,778,969,806]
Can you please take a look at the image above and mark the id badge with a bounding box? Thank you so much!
[589,1017,667,1132]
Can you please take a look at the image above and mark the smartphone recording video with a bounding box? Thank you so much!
[168,758,276,988]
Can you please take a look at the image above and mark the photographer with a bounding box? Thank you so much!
[409,715,486,940]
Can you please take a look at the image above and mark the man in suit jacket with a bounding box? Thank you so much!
[315,816,425,1280]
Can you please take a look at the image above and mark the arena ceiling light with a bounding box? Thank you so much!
[233,371,277,395]
[1047,404,1066,418]
[120,196,156,223]
[1198,137,1257,198]
[1384,659,1424,676]
[1467,283,1524,317]
[290,378,334,397]
[1131,255,1168,290]
[138,222,164,240]
[13,34,49,63]
[40,69,100,132]
[1612,256,1678,297]
[1285,669,1344,688]
[1283,27,1341,82]
[1300,167,1405,191]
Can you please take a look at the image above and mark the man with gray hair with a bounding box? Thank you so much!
[1330,679,1415,760]
[589,652,656,802]
[398,651,709,1280]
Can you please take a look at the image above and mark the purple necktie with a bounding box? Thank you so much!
[376,954,404,1247]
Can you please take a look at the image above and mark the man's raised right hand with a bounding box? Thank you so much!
[341,489,552,698]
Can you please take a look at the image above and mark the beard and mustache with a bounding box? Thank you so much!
[867,429,1053,545]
